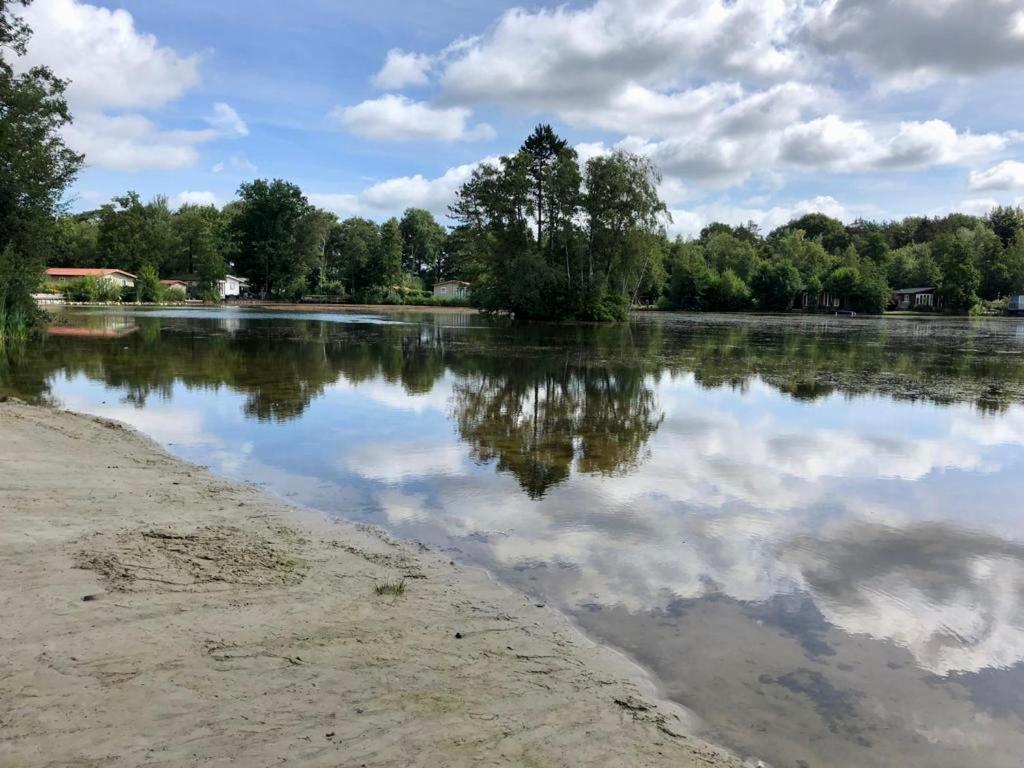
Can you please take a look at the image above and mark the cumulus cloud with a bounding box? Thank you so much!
[958,198,1000,217]
[330,95,495,142]
[171,191,218,209]
[439,0,803,111]
[805,0,1024,90]
[63,113,215,171]
[16,0,248,172]
[668,195,855,239]
[20,0,200,111]
[310,157,498,220]
[969,160,1024,192]
[373,49,433,89]
[779,117,1012,172]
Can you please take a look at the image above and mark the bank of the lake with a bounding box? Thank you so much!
[0,400,742,768]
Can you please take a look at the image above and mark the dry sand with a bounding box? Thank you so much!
[0,400,742,768]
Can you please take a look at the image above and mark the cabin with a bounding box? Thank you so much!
[166,274,249,300]
[160,279,188,296]
[892,287,942,311]
[220,275,248,299]
[46,268,136,288]
[1009,295,1024,316]
[433,280,471,300]
[801,291,847,312]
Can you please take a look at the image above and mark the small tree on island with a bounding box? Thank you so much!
[450,125,669,321]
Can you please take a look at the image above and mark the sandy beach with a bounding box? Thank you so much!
[0,400,741,768]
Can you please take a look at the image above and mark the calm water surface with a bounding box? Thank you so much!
[4,307,1024,767]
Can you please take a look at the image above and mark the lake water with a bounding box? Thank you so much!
[4,307,1024,767]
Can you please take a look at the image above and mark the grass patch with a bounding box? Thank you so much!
[373,578,407,597]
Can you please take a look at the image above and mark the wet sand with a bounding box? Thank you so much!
[0,400,741,768]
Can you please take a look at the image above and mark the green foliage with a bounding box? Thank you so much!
[136,264,162,303]
[450,126,667,321]
[751,260,803,311]
[0,0,83,339]
[935,233,982,311]
[373,578,407,597]
[58,275,121,303]
[232,179,313,298]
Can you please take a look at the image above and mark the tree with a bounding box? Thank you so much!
[934,233,981,311]
[96,192,175,275]
[521,124,568,248]
[376,218,403,291]
[582,151,667,319]
[399,208,446,282]
[987,206,1024,248]
[751,260,802,310]
[232,179,312,298]
[776,213,850,254]
[0,0,83,336]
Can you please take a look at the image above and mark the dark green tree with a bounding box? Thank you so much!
[232,179,312,298]
[0,0,83,336]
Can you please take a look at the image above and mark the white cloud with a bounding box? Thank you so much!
[805,0,1024,90]
[310,157,497,220]
[969,160,1024,192]
[171,190,218,209]
[16,0,253,172]
[373,49,433,89]
[668,195,856,239]
[20,0,200,111]
[958,198,1000,217]
[330,95,495,142]
[780,117,1012,172]
[212,155,258,175]
[206,103,249,137]
[439,0,803,112]
[64,113,214,172]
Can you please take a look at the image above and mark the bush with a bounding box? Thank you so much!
[751,260,803,311]
[705,269,752,311]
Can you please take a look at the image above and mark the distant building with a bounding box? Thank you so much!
[166,274,249,300]
[1010,295,1024,316]
[160,279,189,296]
[892,287,942,311]
[46,268,136,288]
[433,280,471,300]
[802,291,846,312]
[220,275,248,299]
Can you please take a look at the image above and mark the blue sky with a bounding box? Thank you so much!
[17,0,1024,236]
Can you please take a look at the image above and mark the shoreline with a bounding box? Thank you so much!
[0,400,742,767]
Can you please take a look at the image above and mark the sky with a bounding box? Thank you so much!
[15,0,1024,237]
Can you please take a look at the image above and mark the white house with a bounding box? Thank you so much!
[218,275,248,299]
[433,280,470,300]
[46,267,136,288]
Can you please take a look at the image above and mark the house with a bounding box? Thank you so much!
[167,274,249,300]
[219,275,248,299]
[160,279,189,296]
[46,267,136,288]
[1009,295,1024,316]
[802,291,846,312]
[433,280,471,300]
[892,287,942,311]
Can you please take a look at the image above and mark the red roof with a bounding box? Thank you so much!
[47,268,137,279]
[160,279,188,286]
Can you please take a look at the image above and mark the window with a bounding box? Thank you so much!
[915,293,932,307]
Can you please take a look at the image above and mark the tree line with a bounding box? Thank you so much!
[4,0,1024,339]
[51,187,456,304]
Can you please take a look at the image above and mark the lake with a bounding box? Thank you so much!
[4,306,1024,767]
